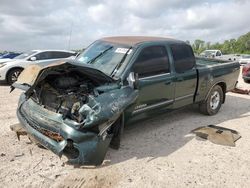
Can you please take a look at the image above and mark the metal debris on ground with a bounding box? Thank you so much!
[191,125,241,147]
[231,88,250,95]
[14,153,24,157]
[10,123,27,140]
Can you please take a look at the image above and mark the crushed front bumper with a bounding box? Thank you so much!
[16,96,112,165]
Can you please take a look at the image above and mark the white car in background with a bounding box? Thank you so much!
[0,50,77,84]
[239,55,250,65]
[200,50,222,58]
[0,58,15,64]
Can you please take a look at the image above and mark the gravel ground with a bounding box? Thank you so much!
[0,68,250,188]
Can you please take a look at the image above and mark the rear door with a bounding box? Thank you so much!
[34,51,54,63]
[50,51,75,59]
[170,44,198,108]
[131,44,175,115]
[34,51,68,64]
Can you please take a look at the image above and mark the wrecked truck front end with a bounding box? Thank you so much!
[14,62,138,165]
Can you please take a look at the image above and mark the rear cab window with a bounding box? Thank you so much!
[170,44,195,73]
[133,45,170,78]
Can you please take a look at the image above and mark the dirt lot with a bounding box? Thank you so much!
[0,69,250,188]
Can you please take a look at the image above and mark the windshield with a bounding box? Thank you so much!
[76,41,132,76]
[14,51,37,59]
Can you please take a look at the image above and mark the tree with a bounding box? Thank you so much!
[185,40,190,45]
[205,42,211,50]
[245,40,250,50]
[192,39,205,54]
[191,31,250,55]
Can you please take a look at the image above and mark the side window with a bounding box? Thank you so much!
[216,51,221,56]
[133,45,170,78]
[51,52,73,59]
[170,44,195,73]
[34,52,52,60]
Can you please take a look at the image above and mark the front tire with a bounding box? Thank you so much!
[199,85,223,115]
[7,68,23,84]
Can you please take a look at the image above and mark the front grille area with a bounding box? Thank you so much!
[19,107,63,142]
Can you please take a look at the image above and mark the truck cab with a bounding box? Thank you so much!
[123,40,197,117]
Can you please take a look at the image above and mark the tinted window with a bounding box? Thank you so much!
[133,46,170,78]
[170,44,195,73]
[216,51,221,56]
[34,52,53,60]
[51,52,74,59]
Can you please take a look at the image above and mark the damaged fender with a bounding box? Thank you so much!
[13,61,138,165]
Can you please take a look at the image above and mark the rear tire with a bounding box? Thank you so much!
[7,68,23,84]
[199,85,223,115]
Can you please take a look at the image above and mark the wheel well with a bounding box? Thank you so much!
[6,67,24,80]
[217,82,226,103]
[110,113,125,135]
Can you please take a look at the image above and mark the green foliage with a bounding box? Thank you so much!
[192,39,205,54]
[191,32,250,55]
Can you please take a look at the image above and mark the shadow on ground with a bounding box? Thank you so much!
[105,94,250,165]
[0,81,8,86]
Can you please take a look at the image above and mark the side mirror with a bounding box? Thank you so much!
[30,57,36,61]
[127,72,139,89]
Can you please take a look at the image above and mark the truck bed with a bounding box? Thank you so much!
[196,56,232,67]
[194,56,240,103]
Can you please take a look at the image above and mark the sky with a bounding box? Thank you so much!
[0,0,249,51]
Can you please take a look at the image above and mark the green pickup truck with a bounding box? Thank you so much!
[13,36,240,165]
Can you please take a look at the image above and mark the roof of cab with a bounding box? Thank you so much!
[100,36,183,46]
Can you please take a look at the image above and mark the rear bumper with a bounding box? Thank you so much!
[17,96,112,165]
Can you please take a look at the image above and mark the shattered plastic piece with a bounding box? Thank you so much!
[191,125,241,147]
[10,123,27,140]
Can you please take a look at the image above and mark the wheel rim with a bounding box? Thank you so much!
[210,91,220,110]
[11,70,21,83]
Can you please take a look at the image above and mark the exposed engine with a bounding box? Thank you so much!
[31,72,99,123]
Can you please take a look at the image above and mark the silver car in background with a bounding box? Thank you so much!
[0,50,77,84]
[239,55,250,65]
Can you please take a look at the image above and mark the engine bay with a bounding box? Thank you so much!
[31,71,100,123]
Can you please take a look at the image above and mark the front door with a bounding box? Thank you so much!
[131,45,175,115]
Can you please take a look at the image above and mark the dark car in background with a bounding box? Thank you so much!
[0,52,22,59]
